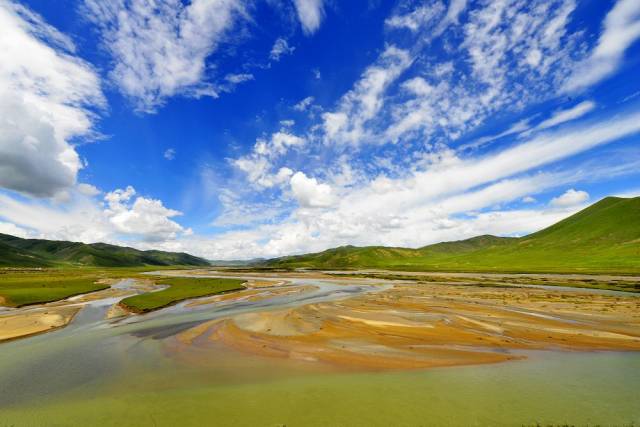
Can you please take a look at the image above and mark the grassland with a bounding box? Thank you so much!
[265,197,640,274]
[0,269,110,307]
[0,266,189,307]
[119,277,246,313]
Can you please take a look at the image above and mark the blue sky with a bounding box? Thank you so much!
[0,0,639,260]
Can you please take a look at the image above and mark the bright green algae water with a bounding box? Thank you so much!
[1,279,639,426]
[1,348,639,426]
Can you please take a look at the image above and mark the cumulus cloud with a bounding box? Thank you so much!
[0,1,104,198]
[0,185,191,245]
[77,183,101,197]
[105,186,189,242]
[550,189,590,207]
[563,0,640,92]
[270,38,295,61]
[232,131,305,188]
[83,0,245,112]
[290,171,334,208]
[292,0,324,35]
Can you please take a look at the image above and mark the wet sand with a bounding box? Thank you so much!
[2,270,639,371]
[166,271,640,370]
[0,278,155,341]
[0,305,81,341]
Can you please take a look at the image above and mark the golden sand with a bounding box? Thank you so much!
[172,280,640,371]
[0,305,81,342]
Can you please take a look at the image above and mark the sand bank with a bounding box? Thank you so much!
[170,279,640,370]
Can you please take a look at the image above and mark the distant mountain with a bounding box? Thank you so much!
[208,258,266,267]
[0,234,210,267]
[263,196,640,274]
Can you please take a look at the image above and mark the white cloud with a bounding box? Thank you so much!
[385,2,446,32]
[211,0,640,260]
[0,221,30,238]
[292,0,324,35]
[0,184,191,245]
[224,73,254,84]
[459,119,531,151]
[290,171,334,208]
[164,148,176,160]
[0,190,113,243]
[232,131,305,188]
[0,1,104,198]
[105,186,189,242]
[522,101,596,136]
[77,183,101,197]
[293,96,315,112]
[322,45,412,145]
[270,37,295,61]
[563,0,640,92]
[83,0,245,112]
[550,189,589,207]
[378,0,585,147]
[212,109,640,259]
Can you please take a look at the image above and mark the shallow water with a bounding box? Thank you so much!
[0,276,639,426]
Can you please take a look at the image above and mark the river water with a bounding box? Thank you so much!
[0,275,638,426]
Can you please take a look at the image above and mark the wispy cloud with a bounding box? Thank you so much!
[164,148,176,160]
[292,0,325,35]
[563,0,640,92]
[83,0,246,112]
[270,37,295,61]
[521,101,596,136]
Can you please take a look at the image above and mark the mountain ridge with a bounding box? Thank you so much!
[0,234,210,267]
[262,196,640,274]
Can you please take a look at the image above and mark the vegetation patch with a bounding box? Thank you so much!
[119,277,246,313]
[0,269,109,307]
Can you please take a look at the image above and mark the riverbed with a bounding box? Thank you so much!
[0,270,638,426]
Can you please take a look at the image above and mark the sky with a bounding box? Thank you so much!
[0,0,639,260]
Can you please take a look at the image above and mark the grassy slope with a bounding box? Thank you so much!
[266,197,640,274]
[119,277,246,313]
[0,234,209,267]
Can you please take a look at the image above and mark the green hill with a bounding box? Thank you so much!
[264,196,640,274]
[0,234,210,267]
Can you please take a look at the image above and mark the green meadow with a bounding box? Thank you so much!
[0,269,110,307]
[0,267,183,307]
[119,276,246,312]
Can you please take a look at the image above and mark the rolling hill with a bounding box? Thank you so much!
[0,234,210,267]
[264,196,640,274]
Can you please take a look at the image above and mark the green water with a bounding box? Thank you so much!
[1,350,639,426]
